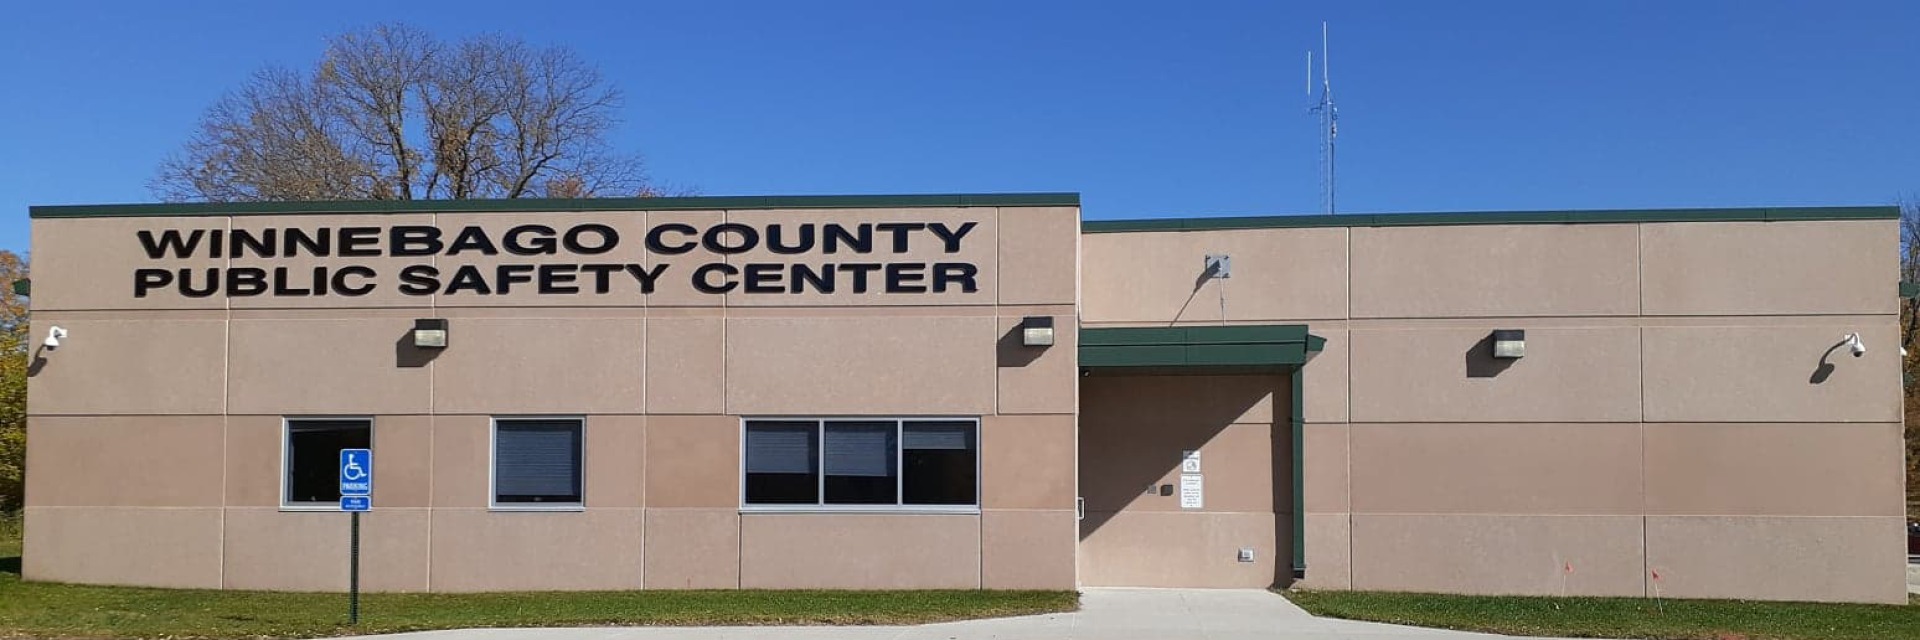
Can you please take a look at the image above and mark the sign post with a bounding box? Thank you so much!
[339,449,372,625]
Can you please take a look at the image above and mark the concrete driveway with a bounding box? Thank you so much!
[346,588,1612,640]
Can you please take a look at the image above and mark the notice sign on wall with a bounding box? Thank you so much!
[1179,473,1204,510]
[127,221,983,299]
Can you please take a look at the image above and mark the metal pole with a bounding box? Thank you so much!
[349,510,361,625]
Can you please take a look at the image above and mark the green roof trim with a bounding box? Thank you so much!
[1082,206,1897,233]
[1902,282,1920,299]
[9,278,26,297]
[1080,325,1321,372]
[29,192,1081,219]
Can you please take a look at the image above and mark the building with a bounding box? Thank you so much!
[19,194,1907,603]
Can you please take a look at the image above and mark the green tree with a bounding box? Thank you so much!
[0,251,26,513]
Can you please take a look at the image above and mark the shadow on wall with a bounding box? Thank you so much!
[1808,336,1854,385]
[1464,333,1517,378]
[1077,373,1290,585]
[1169,259,1226,325]
[395,332,443,368]
[997,323,1045,368]
[25,345,47,377]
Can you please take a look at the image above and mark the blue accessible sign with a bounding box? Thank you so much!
[340,448,372,498]
[340,496,371,511]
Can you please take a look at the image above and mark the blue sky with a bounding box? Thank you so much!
[2,0,1916,254]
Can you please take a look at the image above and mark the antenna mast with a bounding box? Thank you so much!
[1309,22,1338,215]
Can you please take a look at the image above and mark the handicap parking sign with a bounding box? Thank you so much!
[340,449,372,497]
[340,496,371,512]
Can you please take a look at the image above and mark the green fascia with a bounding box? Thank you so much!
[29,192,1081,219]
[1079,325,1309,347]
[1079,325,1316,370]
[1081,205,1898,233]
[1902,282,1920,299]
[9,278,26,297]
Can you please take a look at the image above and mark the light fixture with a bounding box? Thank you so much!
[42,326,66,351]
[1491,329,1524,359]
[1843,332,1864,358]
[1021,316,1055,347]
[412,318,448,349]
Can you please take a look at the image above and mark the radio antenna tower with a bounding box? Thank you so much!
[1308,22,1338,215]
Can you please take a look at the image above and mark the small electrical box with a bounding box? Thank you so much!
[1238,548,1256,563]
[1204,254,1231,278]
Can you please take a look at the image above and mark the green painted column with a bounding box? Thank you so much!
[1291,368,1306,579]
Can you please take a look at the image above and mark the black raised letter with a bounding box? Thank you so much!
[928,222,977,253]
[398,265,440,295]
[134,269,173,297]
[692,263,739,293]
[932,262,978,293]
[137,229,206,259]
[875,222,925,253]
[646,223,698,255]
[765,224,815,254]
[504,225,558,255]
[563,224,619,255]
[389,226,443,256]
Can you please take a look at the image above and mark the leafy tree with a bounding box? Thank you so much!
[0,251,26,513]
[152,23,663,202]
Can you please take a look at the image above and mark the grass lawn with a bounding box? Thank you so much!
[1285,589,1919,640]
[0,522,1074,639]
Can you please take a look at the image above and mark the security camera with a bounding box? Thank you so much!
[1843,333,1864,358]
[43,326,66,351]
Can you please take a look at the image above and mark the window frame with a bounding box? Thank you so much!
[279,416,374,512]
[489,415,588,512]
[738,416,981,514]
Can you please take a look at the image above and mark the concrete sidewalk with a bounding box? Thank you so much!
[345,588,1611,640]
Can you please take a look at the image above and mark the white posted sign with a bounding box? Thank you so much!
[1181,450,1202,473]
[1179,473,1204,509]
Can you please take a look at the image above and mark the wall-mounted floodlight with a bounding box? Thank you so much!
[1491,329,1525,359]
[43,326,66,351]
[1021,316,1055,347]
[413,318,448,349]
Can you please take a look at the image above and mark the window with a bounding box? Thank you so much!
[284,418,371,506]
[743,418,978,509]
[493,418,584,508]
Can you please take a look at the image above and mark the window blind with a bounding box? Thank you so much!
[904,421,974,450]
[824,421,895,477]
[745,421,817,474]
[495,420,581,499]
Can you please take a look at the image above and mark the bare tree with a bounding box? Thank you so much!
[153,24,660,201]
[1902,197,1920,357]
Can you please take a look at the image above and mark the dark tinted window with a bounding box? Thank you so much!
[743,419,975,508]
[902,421,977,505]
[286,419,371,504]
[744,421,818,504]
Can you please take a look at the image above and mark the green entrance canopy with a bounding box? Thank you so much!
[1078,324,1324,375]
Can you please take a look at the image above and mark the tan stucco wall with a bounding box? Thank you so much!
[24,203,1080,592]
[1080,218,1905,603]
